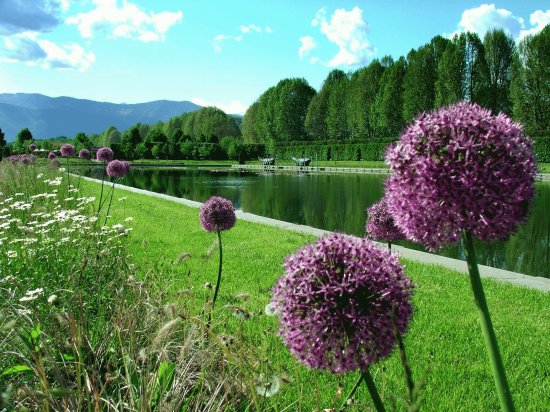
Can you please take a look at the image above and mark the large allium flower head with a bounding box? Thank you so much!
[365,197,405,243]
[272,233,413,373]
[199,196,236,232]
[96,147,114,162]
[385,102,537,251]
[78,149,91,159]
[29,143,37,152]
[47,151,57,159]
[106,159,129,177]
[60,144,75,157]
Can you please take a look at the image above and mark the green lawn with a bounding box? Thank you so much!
[79,179,550,411]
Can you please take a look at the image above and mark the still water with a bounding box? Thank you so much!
[90,168,550,278]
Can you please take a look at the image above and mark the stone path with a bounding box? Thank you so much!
[83,177,550,292]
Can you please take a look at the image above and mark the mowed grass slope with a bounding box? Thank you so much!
[80,179,550,411]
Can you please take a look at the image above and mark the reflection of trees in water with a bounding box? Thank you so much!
[95,167,550,278]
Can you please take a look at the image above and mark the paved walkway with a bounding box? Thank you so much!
[83,177,550,292]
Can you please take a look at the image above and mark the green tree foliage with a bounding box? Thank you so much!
[0,128,6,158]
[483,29,515,115]
[242,101,261,144]
[403,45,437,122]
[120,126,142,160]
[101,126,121,146]
[347,60,385,139]
[145,129,167,144]
[180,107,240,141]
[435,37,465,106]
[74,132,91,151]
[326,70,350,140]
[511,25,550,132]
[134,142,148,159]
[461,32,490,106]
[373,57,407,137]
[304,87,329,141]
[273,78,316,141]
[16,128,33,144]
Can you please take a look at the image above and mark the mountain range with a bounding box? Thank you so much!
[0,93,202,142]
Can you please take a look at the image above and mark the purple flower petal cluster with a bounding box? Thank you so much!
[271,233,413,373]
[385,102,537,251]
[199,196,236,232]
[6,155,35,165]
[106,160,130,177]
[60,144,75,157]
[96,147,114,162]
[48,151,57,159]
[78,149,91,159]
[29,143,37,152]
[365,197,405,243]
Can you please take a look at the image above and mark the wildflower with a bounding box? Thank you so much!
[96,147,114,162]
[36,173,44,179]
[60,144,75,157]
[365,197,405,244]
[78,149,91,159]
[271,233,413,373]
[385,102,537,251]
[47,295,59,305]
[7,250,17,259]
[19,288,44,302]
[199,196,236,232]
[264,303,279,316]
[106,160,130,177]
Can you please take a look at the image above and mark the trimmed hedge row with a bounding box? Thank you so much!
[533,137,550,163]
[273,140,395,161]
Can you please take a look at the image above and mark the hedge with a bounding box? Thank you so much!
[272,139,396,161]
[533,136,550,163]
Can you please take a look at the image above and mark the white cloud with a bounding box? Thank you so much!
[0,0,64,35]
[453,4,524,38]
[1,32,95,71]
[67,0,182,42]
[519,9,550,39]
[311,7,374,67]
[298,36,316,58]
[191,98,248,115]
[240,24,261,33]
[213,23,271,52]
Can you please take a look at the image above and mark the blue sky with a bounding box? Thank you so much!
[0,1,548,114]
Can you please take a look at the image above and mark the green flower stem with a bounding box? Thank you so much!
[103,181,116,227]
[97,165,106,214]
[462,230,515,412]
[341,374,363,408]
[207,231,223,326]
[361,368,386,412]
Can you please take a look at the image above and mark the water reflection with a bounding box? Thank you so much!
[84,167,550,278]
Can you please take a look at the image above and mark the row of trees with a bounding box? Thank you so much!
[243,26,550,144]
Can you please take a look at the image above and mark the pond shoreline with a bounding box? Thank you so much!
[80,175,550,292]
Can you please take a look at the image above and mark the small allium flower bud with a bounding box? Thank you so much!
[365,197,405,243]
[96,147,114,162]
[29,143,37,152]
[199,196,236,232]
[48,151,57,159]
[385,102,537,250]
[271,233,413,373]
[78,149,91,159]
[60,144,75,157]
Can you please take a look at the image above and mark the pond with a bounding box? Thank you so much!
[85,167,550,278]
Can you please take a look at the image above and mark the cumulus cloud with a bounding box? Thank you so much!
[454,4,524,38]
[190,98,248,115]
[519,9,550,39]
[310,7,374,67]
[213,23,271,52]
[67,0,182,42]
[298,36,316,58]
[0,0,64,35]
[452,4,550,41]
[1,33,95,71]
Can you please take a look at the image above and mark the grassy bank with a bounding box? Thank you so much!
[79,178,550,411]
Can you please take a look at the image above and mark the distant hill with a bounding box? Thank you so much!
[0,93,202,141]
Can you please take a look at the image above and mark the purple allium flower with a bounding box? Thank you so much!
[51,158,61,168]
[96,147,114,162]
[78,149,91,159]
[60,144,75,157]
[199,196,236,232]
[271,233,413,373]
[20,155,31,165]
[365,197,405,243]
[48,151,57,159]
[29,143,37,152]
[106,159,130,177]
[385,102,537,251]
